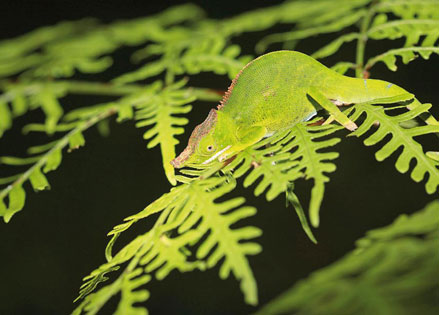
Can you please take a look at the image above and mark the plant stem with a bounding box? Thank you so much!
[0,106,117,201]
[355,4,376,78]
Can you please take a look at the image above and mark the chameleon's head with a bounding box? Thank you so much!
[171,109,237,168]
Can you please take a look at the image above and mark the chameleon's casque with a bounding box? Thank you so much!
[171,50,417,168]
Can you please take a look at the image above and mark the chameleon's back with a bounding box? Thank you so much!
[220,51,336,132]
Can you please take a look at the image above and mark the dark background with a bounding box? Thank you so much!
[0,1,438,314]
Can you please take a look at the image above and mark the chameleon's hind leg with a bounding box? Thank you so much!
[307,87,357,131]
[321,100,350,126]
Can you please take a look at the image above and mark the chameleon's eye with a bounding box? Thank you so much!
[207,145,215,152]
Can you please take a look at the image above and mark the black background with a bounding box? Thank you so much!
[0,1,438,314]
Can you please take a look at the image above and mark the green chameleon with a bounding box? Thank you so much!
[171,50,434,168]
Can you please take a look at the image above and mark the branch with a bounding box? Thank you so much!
[0,106,117,202]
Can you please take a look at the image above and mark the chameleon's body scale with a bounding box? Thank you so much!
[171,51,421,168]
[222,51,405,130]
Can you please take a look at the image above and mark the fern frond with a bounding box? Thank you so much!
[0,99,12,137]
[0,105,117,222]
[224,129,304,202]
[0,82,67,137]
[330,62,358,75]
[225,121,341,227]
[365,46,439,71]
[114,269,151,315]
[172,177,261,305]
[311,33,361,60]
[368,14,439,47]
[354,0,439,75]
[256,200,439,315]
[74,176,261,314]
[0,4,203,80]
[0,19,98,78]
[0,79,220,222]
[349,100,439,194]
[213,0,368,38]
[285,123,341,227]
[116,38,250,84]
[286,186,318,244]
[134,80,195,185]
[375,0,439,20]
[256,8,366,53]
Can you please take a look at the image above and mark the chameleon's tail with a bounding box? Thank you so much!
[355,78,439,127]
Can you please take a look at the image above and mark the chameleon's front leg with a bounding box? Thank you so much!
[218,126,267,162]
[307,87,357,131]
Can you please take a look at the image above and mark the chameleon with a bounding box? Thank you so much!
[171,50,435,169]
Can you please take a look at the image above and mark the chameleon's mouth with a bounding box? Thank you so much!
[171,146,192,169]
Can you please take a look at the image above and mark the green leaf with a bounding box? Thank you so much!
[29,167,50,191]
[36,87,64,135]
[225,129,304,202]
[4,185,26,223]
[349,100,439,194]
[368,17,439,47]
[426,151,439,161]
[43,148,62,172]
[0,100,12,137]
[135,81,194,185]
[256,201,439,315]
[117,38,250,84]
[0,198,7,217]
[376,0,439,21]
[175,178,261,305]
[27,140,58,154]
[141,232,205,280]
[75,176,261,314]
[366,47,439,72]
[256,7,366,53]
[96,119,111,137]
[286,186,317,244]
[117,104,134,122]
[331,61,356,75]
[287,123,340,227]
[0,155,44,166]
[114,269,150,315]
[69,132,86,151]
[226,122,341,227]
[23,122,78,134]
[0,174,20,185]
[11,92,28,116]
[312,33,360,59]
